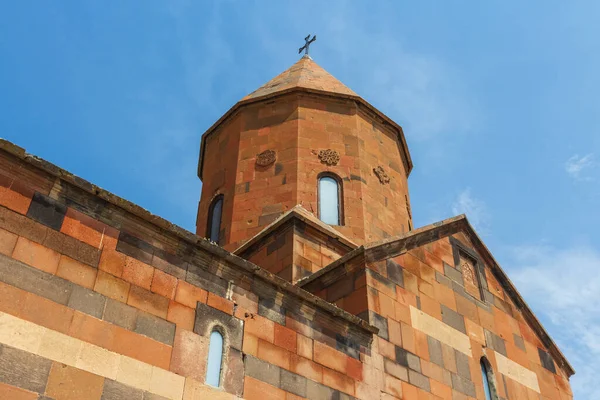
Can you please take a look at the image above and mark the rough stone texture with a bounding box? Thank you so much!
[68,285,106,318]
[244,355,280,388]
[101,379,144,400]
[194,302,243,350]
[134,312,176,345]
[26,192,66,231]
[539,348,557,374]
[0,345,52,394]
[103,298,138,330]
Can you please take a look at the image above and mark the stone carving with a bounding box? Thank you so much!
[318,149,340,166]
[373,166,390,184]
[460,252,482,299]
[256,149,276,167]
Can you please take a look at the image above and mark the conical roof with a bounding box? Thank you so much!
[242,55,358,101]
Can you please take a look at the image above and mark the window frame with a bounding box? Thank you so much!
[206,194,224,244]
[317,172,344,226]
[480,357,498,400]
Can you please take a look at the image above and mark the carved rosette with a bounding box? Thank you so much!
[318,149,340,166]
[373,166,390,184]
[256,149,276,167]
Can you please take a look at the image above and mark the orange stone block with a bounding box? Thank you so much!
[98,248,126,277]
[127,285,169,319]
[22,293,74,334]
[313,341,347,374]
[175,280,208,309]
[60,208,105,248]
[69,311,117,349]
[56,255,97,289]
[0,280,28,317]
[0,228,18,256]
[151,269,177,299]
[401,322,416,354]
[274,323,297,353]
[244,314,275,344]
[46,363,105,400]
[0,182,32,215]
[111,326,172,370]
[166,300,195,331]
[207,291,234,315]
[346,356,363,381]
[122,256,154,290]
[0,382,38,400]
[94,270,130,303]
[290,354,323,383]
[243,332,259,356]
[322,367,355,395]
[296,334,313,359]
[243,376,286,400]
[258,339,290,370]
[401,381,419,400]
[12,236,60,274]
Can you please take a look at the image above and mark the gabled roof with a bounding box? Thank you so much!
[242,55,358,100]
[298,214,575,377]
[234,204,358,255]
[197,57,413,180]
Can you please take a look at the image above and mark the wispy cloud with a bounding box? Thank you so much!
[506,243,600,399]
[565,153,595,181]
[451,188,490,234]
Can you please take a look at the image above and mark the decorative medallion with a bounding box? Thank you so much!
[318,149,340,166]
[459,252,482,299]
[256,149,276,167]
[373,166,390,184]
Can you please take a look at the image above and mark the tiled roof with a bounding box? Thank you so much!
[242,56,358,101]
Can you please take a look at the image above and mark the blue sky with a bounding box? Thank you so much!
[1,1,599,397]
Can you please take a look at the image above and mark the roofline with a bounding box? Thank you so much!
[0,139,378,337]
[197,87,413,180]
[299,214,575,377]
[234,204,358,256]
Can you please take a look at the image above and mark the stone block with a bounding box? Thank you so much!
[223,348,244,396]
[0,344,52,393]
[95,271,130,303]
[538,348,556,373]
[0,253,72,305]
[454,350,471,380]
[170,329,208,382]
[186,264,228,298]
[0,206,47,243]
[484,329,507,356]
[281,369,307,398]
[369,311,389,340]
[384,358,408,381]
[150,270,177,300]
[69,285,106,318]
[127,286,169,319]
[441,305,466,334]
[451,373,476,397]
[386,259,404,287]
[427,336,443,367]
[408,370,431,392]
[174,281,207,309]
[101,379,144,400]
[56,256,97,289]
[0,310,46,353]
[257,296,286,325]
[244,355,280,388]
[38,329,82,366]
[306,379,336,400]
[194,302,243,350]
[12,236,61,274]
[46,362,105,400]
[148,366,185,400]
[443,263,462,283]
[134,312,176,345]
[103,298,138,331]
[116,356,152,392]
[76,342,120,380]
[116,232,153,264]
[26,192,66,231]
[513,334,525,351]
[122,257,154,290]
[43,229,100,267]
[166,301,195,331]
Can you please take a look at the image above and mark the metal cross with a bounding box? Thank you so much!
[298,34,316,56]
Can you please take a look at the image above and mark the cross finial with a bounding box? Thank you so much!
[298,34,316,56]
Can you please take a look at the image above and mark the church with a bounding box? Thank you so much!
[0,48,573,399]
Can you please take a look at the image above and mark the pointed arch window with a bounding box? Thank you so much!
[207,195,223,244]
[206,329,224,387]
[481,357,497,400]
[318,173,343,225]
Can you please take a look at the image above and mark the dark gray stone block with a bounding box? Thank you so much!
[435,271,452,288]
[103,298,138,330]
[513,334,526,351]
[281,369,307,398]
[427,336,443,367]
[444,263,463,283]
[258,296,286,325]
[68,286,106,318]
[455,350,471,380]
[186,264,228,298]
[244,355,280,388]
[538,348,557,374]
[370,311,389,340]
[306,379,336,400]
[484,330,507,356]
[101,379,144,400]
[26,192,66,231]
[408,370,430,392]
[134,312,176,345]
[0,345,52,394]
[441,305,466,334]
[194,302,243,350]
[0,254,72,305]
[451,374,476,397]
[386,259,404,287]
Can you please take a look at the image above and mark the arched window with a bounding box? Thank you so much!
[481,357,496,400]
[207,195,223,244]
[206,329,224,387]
[318,174,342,225]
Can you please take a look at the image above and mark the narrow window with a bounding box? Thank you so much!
[206,330,224,387]
[481,358,495,400]
[318,174,342,225]
[207,195,223,244]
